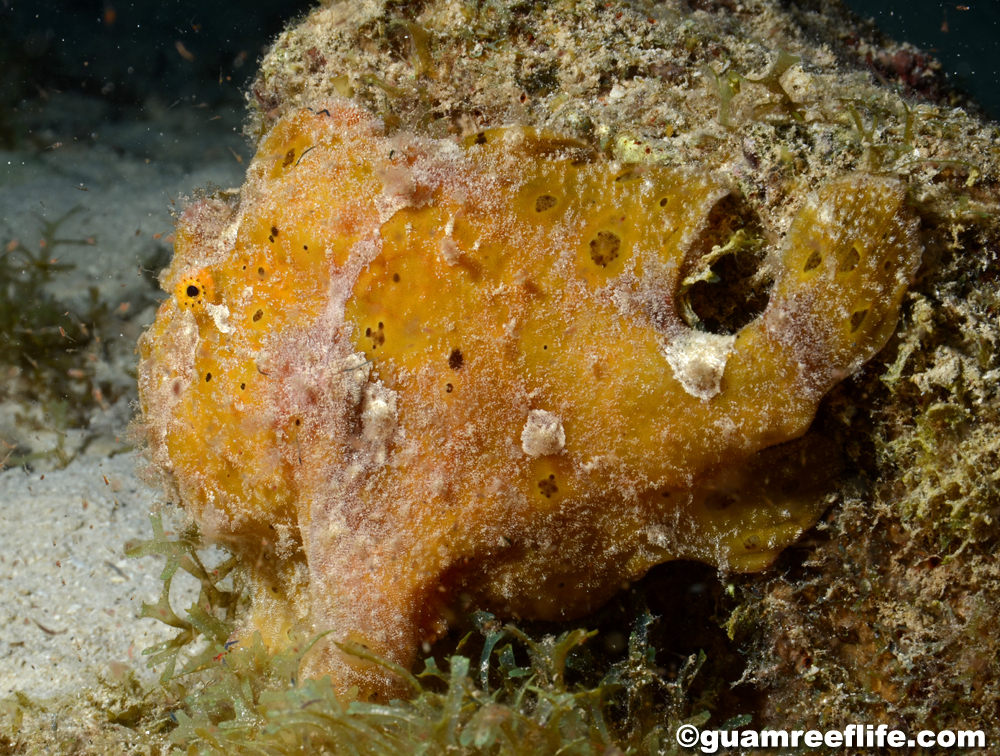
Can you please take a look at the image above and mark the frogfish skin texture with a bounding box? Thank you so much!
[137,103,921,696]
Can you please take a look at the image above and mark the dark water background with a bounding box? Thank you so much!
[0,0,315,160]
[840,0,999,121]
[0,0,315,108]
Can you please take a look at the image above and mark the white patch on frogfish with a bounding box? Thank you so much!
[664,330,736,401]
[521,409,566,457]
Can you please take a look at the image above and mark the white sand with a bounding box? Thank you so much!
[0,452,202,699]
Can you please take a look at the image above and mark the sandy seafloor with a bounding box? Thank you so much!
[0,93,249,701]
[0,454,180,699]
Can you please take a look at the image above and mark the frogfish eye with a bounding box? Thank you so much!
[174,269,216,311]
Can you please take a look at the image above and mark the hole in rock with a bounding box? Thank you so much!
[683,193,771,335]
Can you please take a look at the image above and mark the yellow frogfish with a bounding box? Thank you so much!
[137,102,921,697]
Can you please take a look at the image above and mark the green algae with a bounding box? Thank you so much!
[110,516,736,755]
[0,209,102,408]
[0,207,158,469]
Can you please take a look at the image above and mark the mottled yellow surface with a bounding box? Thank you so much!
[137,103,921,696]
